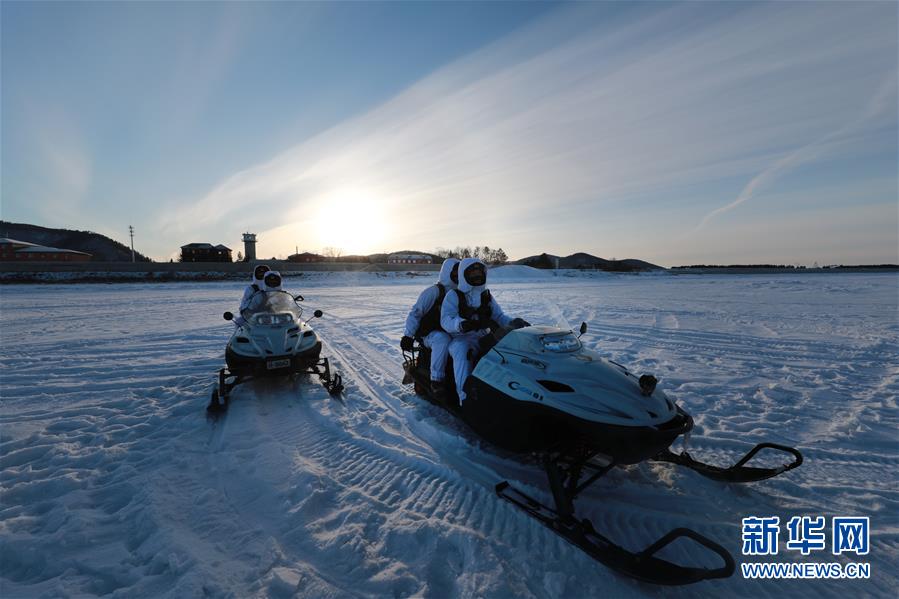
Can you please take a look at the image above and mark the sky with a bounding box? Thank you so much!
[2,1,897,267]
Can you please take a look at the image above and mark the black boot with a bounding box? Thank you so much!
[431,380,448,403]
[431,380,461,412]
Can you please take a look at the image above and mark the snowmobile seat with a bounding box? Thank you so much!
[408,345,460,411]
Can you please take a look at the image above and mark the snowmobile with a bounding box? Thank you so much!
[208,290,343,414]
[402,323,802,586]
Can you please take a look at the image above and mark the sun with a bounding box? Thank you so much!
[313,189,390,255]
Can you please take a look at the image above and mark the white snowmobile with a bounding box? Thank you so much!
[208,290,343,414]
[403,323,802,586]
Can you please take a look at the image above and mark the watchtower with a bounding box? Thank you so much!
[242,233,257,262]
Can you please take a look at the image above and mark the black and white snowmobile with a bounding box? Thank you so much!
[208,290,343,414]
[402,323,802,586]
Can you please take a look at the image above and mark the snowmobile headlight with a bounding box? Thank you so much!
[541,335,581,353]
[253,313,294,326]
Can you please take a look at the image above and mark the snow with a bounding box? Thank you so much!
[1,273,897,597]
[487,265,555,280]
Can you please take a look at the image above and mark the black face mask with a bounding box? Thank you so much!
[255,266,270,280]
[450,263,459,284]
[264,273,282,288]
[464,263,486,287]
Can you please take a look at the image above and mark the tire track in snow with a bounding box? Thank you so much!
[199,377,586,598]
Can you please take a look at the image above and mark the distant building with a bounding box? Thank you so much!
[387,253,432,265]
[288,252,325,263]
[242,233,257,262]
[0,238,91,262]
[180,243,232,262]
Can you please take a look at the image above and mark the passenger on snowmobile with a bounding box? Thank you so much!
[210,268,344,413]
[401,258,460,399]
[263,271,283,292]
[241,271,286,315]
[235,264,271,327]
[440,257,529,404]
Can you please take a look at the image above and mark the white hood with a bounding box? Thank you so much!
[438,258,460,290]
[458,257,487,306]
[264,271,283,292]
[252,265,270,286]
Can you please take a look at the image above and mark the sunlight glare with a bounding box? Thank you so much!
[313,189,391,255]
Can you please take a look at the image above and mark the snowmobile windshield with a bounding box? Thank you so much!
[541,332,581,353]
[242,290,302,325]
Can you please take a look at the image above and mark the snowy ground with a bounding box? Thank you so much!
[1,271,897,598]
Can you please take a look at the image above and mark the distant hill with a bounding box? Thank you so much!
[514,252,663,272]
[0,221,151,262]
[613,258,664,271]
[563,252,607,269]
[515,253,562,269]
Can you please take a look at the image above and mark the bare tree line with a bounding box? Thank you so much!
[433,246,508,264]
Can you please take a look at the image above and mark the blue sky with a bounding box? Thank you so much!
[2,1,896,266]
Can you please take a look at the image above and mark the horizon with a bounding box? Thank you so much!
[5,219,898,269]
[2,2,897,267]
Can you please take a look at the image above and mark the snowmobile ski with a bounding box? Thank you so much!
[652,442,803,483]
[207,357,343,417]
[206,368,236,417]
[496,481,735,585]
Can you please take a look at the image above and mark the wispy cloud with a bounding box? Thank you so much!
[13,102,93,224]
[155,3,260,139]
[166,2,897,259]
[695,72,898,233]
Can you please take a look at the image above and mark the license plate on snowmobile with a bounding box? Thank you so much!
[266,358,291,370]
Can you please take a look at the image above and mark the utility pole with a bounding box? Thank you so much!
[129,225,135,262]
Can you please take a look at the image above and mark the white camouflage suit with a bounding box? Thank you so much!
[235,267,270,327]
[403,258,459,382]
[440,258,514,404]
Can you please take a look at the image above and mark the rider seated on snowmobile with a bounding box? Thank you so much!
[440,257,530,405]
[401,258,460,401]
[239,270,288,317]
[262,271,283,293]
[234,264,271,327]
